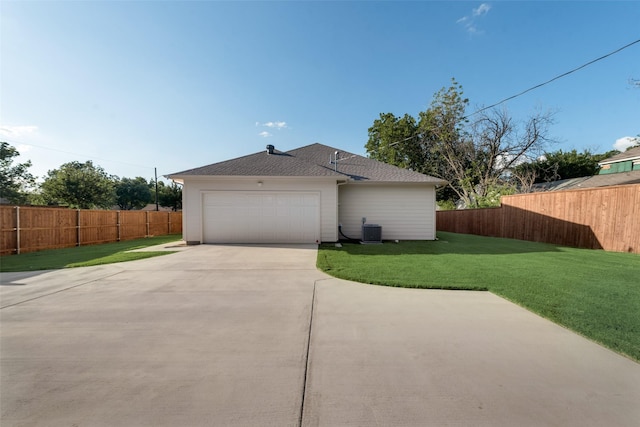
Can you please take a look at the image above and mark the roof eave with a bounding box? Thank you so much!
[599,155,640,166]
[343,179,448,186]
[166,174,342,181]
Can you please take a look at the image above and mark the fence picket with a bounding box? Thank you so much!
[0,207,182,255]
[436,184,640,254]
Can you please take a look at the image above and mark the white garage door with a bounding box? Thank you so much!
[202,191,320,244]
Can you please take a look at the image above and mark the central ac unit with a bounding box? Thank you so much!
[361,224,382,243]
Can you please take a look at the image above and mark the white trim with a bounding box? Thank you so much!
[180,176,337,243]
[599,155,640,166]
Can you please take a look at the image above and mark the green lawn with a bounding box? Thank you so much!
[0,235,182,272]
[318,232,640,362]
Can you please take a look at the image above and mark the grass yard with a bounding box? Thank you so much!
[318,232,640,362]
[0,234,182,272]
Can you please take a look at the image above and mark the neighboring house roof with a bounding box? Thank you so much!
[170,143,446,184]
[598,146,640,165]
[531,169,640,192]
[109,204,175,212]
[140,204,175,212]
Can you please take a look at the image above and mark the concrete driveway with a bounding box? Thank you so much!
[1,244,639,426]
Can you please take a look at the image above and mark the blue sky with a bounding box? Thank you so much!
[1,1,639,182]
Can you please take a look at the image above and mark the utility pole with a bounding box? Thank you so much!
[155,167,159,211]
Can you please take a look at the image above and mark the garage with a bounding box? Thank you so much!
[202,191,320,244]
[169,143,445,244]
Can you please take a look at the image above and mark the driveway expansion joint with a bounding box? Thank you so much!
[298,279,317,426]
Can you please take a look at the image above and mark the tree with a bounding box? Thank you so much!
[40,161,116,209]
[365,113,418,169]
[115,177,153,210]
[365,81,467,203]
[426,99,553,207]
[365,79,555,207]
[512,149,620,184]
[157,181,182,211]
[508,162,538,193]
[0,142,35,204]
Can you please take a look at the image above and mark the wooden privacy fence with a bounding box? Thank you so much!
[1,206,182,255]
[436,184,640,254]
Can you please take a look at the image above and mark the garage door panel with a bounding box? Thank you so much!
[202,191,320,244]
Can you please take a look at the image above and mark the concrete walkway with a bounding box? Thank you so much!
[1,244,639,426]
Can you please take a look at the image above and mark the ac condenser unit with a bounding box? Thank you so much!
[361,224,382,243]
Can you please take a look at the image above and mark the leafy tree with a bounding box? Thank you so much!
[513,149,620,184]
[0,142,35,204]
[366,113,418,169]
[365,79,554,207]
[436,199,456,211]
[415,80,474,204]
[40,161,116,209]
[157,181,182,211]
[115,177,153,210]
[474,184,516,208]
[24,191,48,206]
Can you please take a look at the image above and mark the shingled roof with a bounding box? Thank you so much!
[598,146,640,165]
[170,143,446,184]
[531,169,640,192]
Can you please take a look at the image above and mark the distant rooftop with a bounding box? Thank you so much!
[598,146,640,165]
[531,169,640,192]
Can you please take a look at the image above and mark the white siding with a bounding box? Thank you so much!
[338,184,437,240]
[181,177,338,244]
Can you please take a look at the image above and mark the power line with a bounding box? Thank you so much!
[389,135,417,147]
[464,38,640,119]
[385,38,640,147]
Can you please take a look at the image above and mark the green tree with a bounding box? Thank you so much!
[157,181,182,211]
[365,79,554,207]
[365,113,418,169]
[40,161,116,209]
[416,80,474,203]
[0,142,35,204]
[115,177,153,210]
[474,184,517,208]
[513,149,620,184]
[366,80,468,203]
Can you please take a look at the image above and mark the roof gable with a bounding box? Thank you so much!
[170,143,446,184]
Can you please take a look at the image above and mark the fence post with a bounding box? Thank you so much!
[117,211,121,241]
[77,209,81,246]
[146,211,150,237]
[167,212,170,234]
[15,206,20,255]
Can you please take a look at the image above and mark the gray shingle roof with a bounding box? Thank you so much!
[170,143,446,184]
[531,169,640,192]
[598,146,640,165]
[170,148,341,177]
